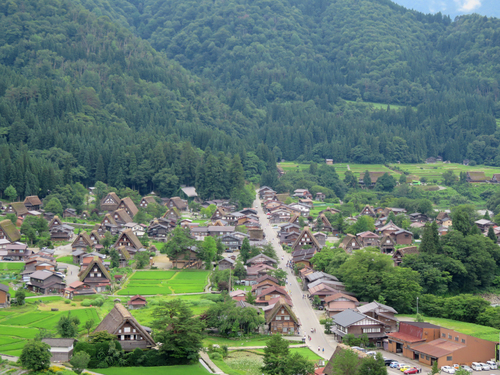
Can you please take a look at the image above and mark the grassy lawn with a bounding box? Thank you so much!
[344,100,409,111]
[117,270,210,295]
[222,351,264,375]
[96,364,210,375]
[398,315,500,342]
[203,335,302,348]
[57,255,75,264]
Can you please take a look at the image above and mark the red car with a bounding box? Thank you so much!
[404,368,420,375]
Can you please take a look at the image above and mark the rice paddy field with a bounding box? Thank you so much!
[117,270,210,295]
[278,161,500,182]
[0,263,24,271]
[0,302,99,356]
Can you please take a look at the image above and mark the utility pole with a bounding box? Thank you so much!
[417,296,419,316]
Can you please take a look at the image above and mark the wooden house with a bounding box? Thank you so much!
[100,192,121,212]
[49,216,63,229]
[42,339,75,362]
[380,235,396,254]
[218,257,235,271]
[220,234,242,252]
[291,248,317,268]
[291,227,322,252]
[50,224,74,241]
[23,196,42,210]
[436,212,452,226]
[358,172,386,188]
[162,208,181,220]
[308,283,339,302]
[324,293,359,318]
[409,213,429,223]
[491,174,500,184]
[71,232,94,252]
[393,246,419,266]
[63,208,78,218]
[265,299,299,334]
[331,309,387,347]
[113,229,143,253]
[128,295,147,310]
[314,214,333,232]
[0,219,21,242]
[64,281,96,299]
[339,234,362,254]
[117,197,138,218]
[359,205,376,217]
[393,229,413,245]
[466,171,487,183]
[81,211,90,220]
[139,196,156,208]
[0,284,10,308]
[315,192,326,201]
[78,257,112,292]
[112,209,133,226]
[163,197,188,211]
[170,247,203,269]
[377,220,401,236]
[93,303,155,351]
[357,301,398,333]
[246,254,277,268]
[28,270,65,294]
[356,231,380,247]
[5,202,28,218]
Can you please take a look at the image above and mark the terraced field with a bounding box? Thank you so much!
[117,270,210,296]
[0,304,99,356]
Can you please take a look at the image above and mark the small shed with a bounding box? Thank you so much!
[42,338,75,362]
[128,295,147,310]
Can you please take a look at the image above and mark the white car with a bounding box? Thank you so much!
[471,362,482,371]
[459,365,473,373]
[486,360,497,369]
[480,363,490,370]
[440,366,455,374]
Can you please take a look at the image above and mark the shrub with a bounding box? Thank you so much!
[209,353,222,361]
[65,300,71,304]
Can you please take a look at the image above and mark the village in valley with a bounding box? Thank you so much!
[0,162,499,375]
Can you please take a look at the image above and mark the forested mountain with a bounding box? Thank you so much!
[391,0,500,19]
[1,0,500,200]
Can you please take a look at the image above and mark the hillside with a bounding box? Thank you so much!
[1,0,500,200]
[391,0,500,19]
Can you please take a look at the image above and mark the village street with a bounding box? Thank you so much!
[253,194,452,375]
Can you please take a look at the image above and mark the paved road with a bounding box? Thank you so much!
[254,195,334,360]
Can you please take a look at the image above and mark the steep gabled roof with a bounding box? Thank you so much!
[162,207,181,219]
[113,209,133,224]
[78,257,111,281]
[93,303,155,346]
[378,220,401,232]
[246,254,277,265]
[72,231,93,248]
[265,298,298,325]
[358,301,398,315]
[142,196,156,204]
[359,172,386,184]
[102,213,117,226]
[254,275,280,285]
[114,229,143,250]
[0,219,21,242]
[394,246,418,256]
[24,196,42,206]
[333,309,384,327]
[292,227,321,250]
[467,171,486,181]
[339,234,362,249]
[181,186,198,197]
[324,293,358,304]
[8,202,28,216]
[101,192,121,208]
[120,197,139,217]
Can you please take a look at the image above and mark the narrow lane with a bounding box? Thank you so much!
[254,194,335,360]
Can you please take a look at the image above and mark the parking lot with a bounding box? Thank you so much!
[382,350,500,374]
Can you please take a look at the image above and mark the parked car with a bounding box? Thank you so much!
[480,363,491,370]
[459,365,473,373]
[440,366,455,374]
[452,364,459,370]
[2,257,12,261]
[351,346,366,353]
[389,362,399,368]
[403,367,420,374]
[399,365,411,372]
[471,362,482,371]
[365,351,376,357]
[383,358,393,366]
[486,360,498,369]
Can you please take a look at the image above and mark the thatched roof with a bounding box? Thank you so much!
[117,246,131,260]
[24,196,42,206]
[142,196,156,205]
[102,213,117,225]
[394,246,419,256]
[93,303,155,346]
[78,257,112,281]
[467,171,486,182]
[0,219,21,242]
[359,172,386,184]
[101,192,120,210]
[120,197,138,217]
[114,229,143,250]
[8,202,28,216]
[113,209,133,224]
[265,298,298,325]
[72,231,93,248]
[292,227,321,250]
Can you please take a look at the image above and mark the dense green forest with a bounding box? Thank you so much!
[1,0,500,199]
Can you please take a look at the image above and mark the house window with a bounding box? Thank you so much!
[426,356,429,360]
[362,328,381,333]
[97,273,101,277]
[284,316,290,320]
[455,337,458,341]
[275,316,281,320]
[448,334,452,339]
[461,339,465,343]
[283,328,288,333]
[124,327,130,333]
[420,354,424,359]
[442,333,445,338]
[447,356,452,361]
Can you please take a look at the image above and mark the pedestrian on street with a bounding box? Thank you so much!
[318,346,320,352]
[322,348,324,353]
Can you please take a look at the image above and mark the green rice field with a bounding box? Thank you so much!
[0,306,99,356]
[117,270,210,295]
[279,161,500,182]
